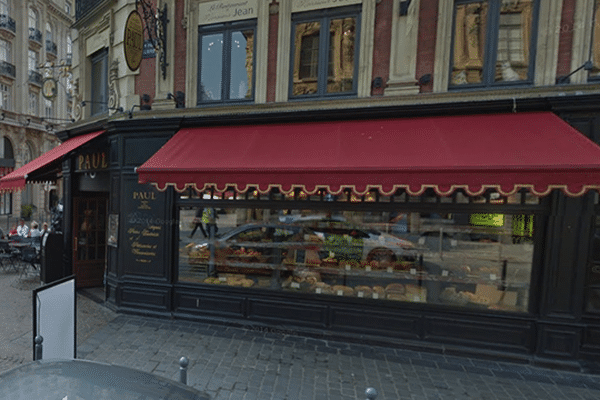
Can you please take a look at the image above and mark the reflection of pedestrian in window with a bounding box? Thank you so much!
[203,208,218,237]
[189,208,207,238]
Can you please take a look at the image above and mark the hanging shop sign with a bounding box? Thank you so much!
[124,10,144,71]
[198,0,258,25]
[42,78,57,100]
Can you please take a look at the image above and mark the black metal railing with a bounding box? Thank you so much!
[28,70,42,86]
[76,0,108,21]
[0,61,15,79]
[0,14,15,33]
[29,28,42,43]
[45,40,57,56]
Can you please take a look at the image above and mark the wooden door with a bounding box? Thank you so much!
[73,196,107,288]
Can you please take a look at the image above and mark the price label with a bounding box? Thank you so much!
[357,291,364,298]
[410,268,417,275]
[413,295,420,302]
[365,266,372,272]
[315,287,322,294]
[218,277,227,282]
[490,274,497,281]
[291,282,300,289]
[345,264,351,271]
[372,293,379,299]
[337,290,344,296]
[387,267,393,273]
[442,270,449,277]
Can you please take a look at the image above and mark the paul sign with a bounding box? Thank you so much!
[124,11,144,71]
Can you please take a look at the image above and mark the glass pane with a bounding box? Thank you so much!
[452,2,487,85]
[200,33,223,101]
[178,206,532,313]
[292,21,320,96]
[229,29,254,100]
[494,0,534,82]
[591,0,600,78]
[327,17,356,93]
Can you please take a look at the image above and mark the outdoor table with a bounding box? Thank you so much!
[0,359,210,400]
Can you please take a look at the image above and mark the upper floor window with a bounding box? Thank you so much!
[28,7,37,30]
[290,6,360,98]
[66,34,72,62]
[44,98,53,119]
[28,91,38,116]
[65,1,72,16]
[90,48,108,116]
[590,0,600,80]
[197,20,256,104]
[28,49,37,71]
[46,22,52,43]
[0,39,10,62]
[450,0,539,88]
[0,83,12,111]
[0,0,9,16]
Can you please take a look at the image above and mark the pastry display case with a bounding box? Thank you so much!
[178,208,533,313]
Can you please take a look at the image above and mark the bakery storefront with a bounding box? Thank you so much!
[7,109,600,365]
[133,110,600,365]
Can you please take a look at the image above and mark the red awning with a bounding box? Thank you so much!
[136,112,600,197]
[0,130,105,191]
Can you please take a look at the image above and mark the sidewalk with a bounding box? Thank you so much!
[76,304,600,399]
[2,267,600,400]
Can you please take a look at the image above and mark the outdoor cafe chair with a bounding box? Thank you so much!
[0,240,18,273]
[18,245,40,280]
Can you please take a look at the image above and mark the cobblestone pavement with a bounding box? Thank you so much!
[0,269,117,374]
[78,314,600,400]
[3,266,600,399]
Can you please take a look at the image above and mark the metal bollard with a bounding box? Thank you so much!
[34,335,43,361]
[179,356,189,385]
[365,387,378,400]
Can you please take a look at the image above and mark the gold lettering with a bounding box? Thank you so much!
[92,153,100,169]
[84,155,91,170]
[78,155,84,170]
[102,152,108,168]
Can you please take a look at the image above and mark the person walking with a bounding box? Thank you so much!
[189,208,207,238]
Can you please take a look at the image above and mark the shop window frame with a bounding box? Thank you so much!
[448,0,540,90]
[588,0,600,82]
[289,5,361,100]
[196,20,257,106]
[175,187,549,315]
[90,48,108,116]
[584,195,600,314]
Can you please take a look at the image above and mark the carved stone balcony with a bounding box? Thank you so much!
[0,61,15,79]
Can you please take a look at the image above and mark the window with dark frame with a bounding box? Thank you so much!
[449,0,539,88]
[90,48,108,116]
[0,136,12,215]
[589,0,600,80]
[176,187,544,313]
[290,6,360,98]
[197,20,256,104]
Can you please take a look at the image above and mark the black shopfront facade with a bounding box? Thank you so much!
[25,96,600,369]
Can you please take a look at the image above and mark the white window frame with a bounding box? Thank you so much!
[0,83,12,111]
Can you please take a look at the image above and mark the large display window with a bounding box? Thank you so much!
[177,191,540,314]
[178,192,543,313]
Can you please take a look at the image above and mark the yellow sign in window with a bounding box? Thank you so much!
[469,213,504,227]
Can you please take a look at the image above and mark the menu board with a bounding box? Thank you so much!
[122,181,166,274]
